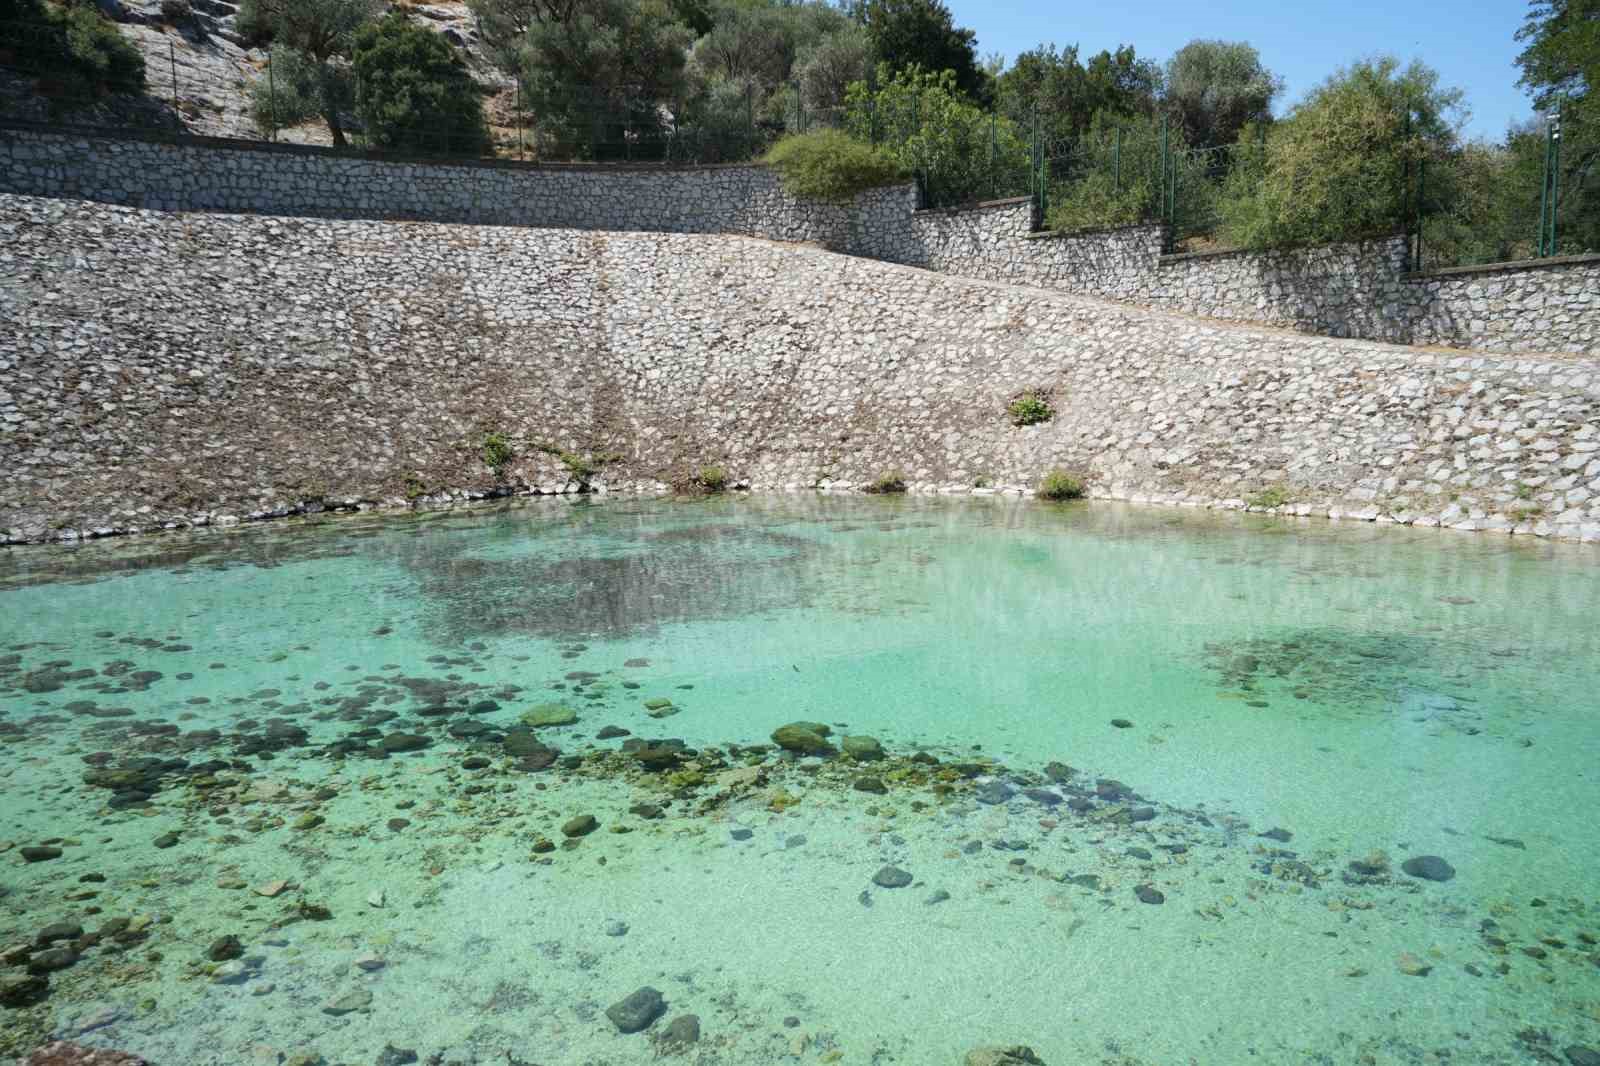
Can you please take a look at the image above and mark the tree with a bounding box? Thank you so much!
[795,23,872,114]
[352,14,490,156]
[240,0,382,145]
[852,0,986,101]
[993,43,1159,151]
[1516,0,1598,111]
[1164,39,1282,147]
[517,0,695,159]
[845,64,1028,204]
[1,0,146,104]
[1217,57,1463,249]
[1515,0,1599,255]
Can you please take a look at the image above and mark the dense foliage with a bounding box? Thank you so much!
[2,0,146,102]
[763,128,905,202]
[845,64,1027,204]
[1216,58,1462,249]
[1164,39,1281,147]
[352,15,489,156]
[240,0,382,144]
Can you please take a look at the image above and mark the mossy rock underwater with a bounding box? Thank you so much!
[771,721,836,755]
[522,703,578,727]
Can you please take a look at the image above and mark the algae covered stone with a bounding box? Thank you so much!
[643,698,678,719]
[522,703,578,727]
[606,985,666,1033]
[841,735,885,761]
[772,721,835,755]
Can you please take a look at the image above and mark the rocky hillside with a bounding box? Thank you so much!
[5,0,513,148]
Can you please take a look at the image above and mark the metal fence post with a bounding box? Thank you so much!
[1159,117,1169,234]
[1113,126,1121,192]
[1550,103,1562,255]
[169,40,179,116]
[988,112,996,200]
[1415,156,1426,270]
[1538,101,1565,256]
[267,47,277,142]
[516,78,524,161]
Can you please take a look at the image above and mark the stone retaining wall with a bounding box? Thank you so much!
[891,199,1600,356]
[0,125,917,250]
[3,126,1598,355]
[4,193,1598,545]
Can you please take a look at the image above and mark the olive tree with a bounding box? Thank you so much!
[241,0,382,145]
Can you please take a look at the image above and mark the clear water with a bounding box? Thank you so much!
[3,495,1599,1066]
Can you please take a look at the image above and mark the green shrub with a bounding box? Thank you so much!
[697,465,728,493]
[6,0,147,102]
[536,444,619,487]
[764,129,907,203]
[1047,170,1153,232]
[845,64,1031,206]
[1007,390,1054,427]
[864,471,907,494]
[1037,470,1085,501]
[160,0,192,24]
[1217,58,1461,250]
[481,431,512,471]
[1246,485,1290,509]
[352,13,490,157]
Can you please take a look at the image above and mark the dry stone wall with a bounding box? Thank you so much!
[4,193,1600,545]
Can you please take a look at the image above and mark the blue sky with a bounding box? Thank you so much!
[948,0,1541,142]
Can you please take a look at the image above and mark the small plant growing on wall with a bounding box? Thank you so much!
[697,465,729,493]
[1037,469,1085,501]
[1247,485,1291,509]
[1007,390,1055,427]
[482,431,513,473]
[864,471,907,494]
[536,443,620,491]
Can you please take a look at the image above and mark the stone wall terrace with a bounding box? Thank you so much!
[3,194,1599,545]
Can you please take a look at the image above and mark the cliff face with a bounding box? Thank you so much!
[3,0,506,145]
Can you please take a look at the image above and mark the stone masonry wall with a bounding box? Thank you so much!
[4,193,1599,545]
[3,126,1598,355]
[0,126,918,251]
[890,199,1600,356]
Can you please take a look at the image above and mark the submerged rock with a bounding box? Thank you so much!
[1396,952,1432,976]
[964,1047,1045,1066]
[872,866,913,889]
[321,987,374,1015]
[206,935,243,962]
[522,703,578,727]
[24,1043,148,1066]
[974,780,1015,805]
[20,846,63,863]
[380,733,430,753]
[1401,855,1455,882]
[841,735,885,761]
[660,1014,700,1046]
[606,986,666,1033]
[1,974,50,1008]
[771,722,835,756]
[562,814,598,838]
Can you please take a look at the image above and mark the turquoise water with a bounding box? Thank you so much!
[3,495,1600,1065]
